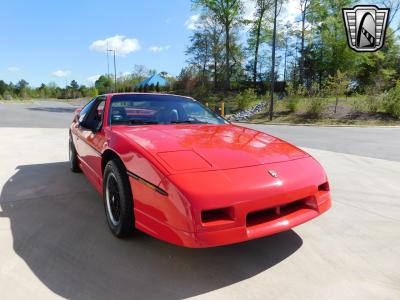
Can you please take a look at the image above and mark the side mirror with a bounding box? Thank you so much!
[80,120,100,133]
[73,108,82,123]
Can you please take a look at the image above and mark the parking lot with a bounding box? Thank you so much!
[0,101,399,299]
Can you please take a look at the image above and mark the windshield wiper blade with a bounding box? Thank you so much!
[128,120,159,125]
[170,120,197,124]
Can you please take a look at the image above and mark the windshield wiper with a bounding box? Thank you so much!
[171,119,210,124]
[128,120,159,125]
[170,120,195,124]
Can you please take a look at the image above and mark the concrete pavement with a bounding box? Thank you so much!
[0,102,399,299]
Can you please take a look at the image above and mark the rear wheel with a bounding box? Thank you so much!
[103,159,135,238]
[69,136,81,173]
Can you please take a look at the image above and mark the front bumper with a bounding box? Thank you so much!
[135,157,332,248]
[171,189,331,248]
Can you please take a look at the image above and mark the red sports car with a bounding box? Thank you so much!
[69,93,331,248]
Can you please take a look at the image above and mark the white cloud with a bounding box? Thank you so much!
[7,66,20,73]
[149,45,171,52]
[87,74,101,83]
[52,70,71,78]
[89,35,141,56]
[185,14,201,30]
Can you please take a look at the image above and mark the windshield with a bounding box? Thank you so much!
[109,94,228,125]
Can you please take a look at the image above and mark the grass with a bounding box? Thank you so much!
[244,95,400,126]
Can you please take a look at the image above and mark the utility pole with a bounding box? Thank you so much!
[108,49,117,92]
[106,41,110,79]
[269,0,278,121]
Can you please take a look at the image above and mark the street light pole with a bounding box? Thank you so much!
[269,0,278,121]
[113,50,117,92]
[108,49,117,92]
[106,41,110,79]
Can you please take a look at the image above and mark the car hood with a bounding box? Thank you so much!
[112,124,309,174]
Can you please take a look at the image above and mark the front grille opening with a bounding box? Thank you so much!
[201,207,234,224]
[246,198,313,228]
[318,182,330,191]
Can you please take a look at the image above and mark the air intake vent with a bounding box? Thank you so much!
[201,207,234,225]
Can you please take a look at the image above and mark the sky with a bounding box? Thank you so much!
[0,0,300,87]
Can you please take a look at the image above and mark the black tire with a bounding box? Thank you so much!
[69,136,81,173]
[103,159,135,238]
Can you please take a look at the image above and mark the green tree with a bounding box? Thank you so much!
[299,0,356,86]
[326,70,350,113]
[186,14,224,91]
[247,0,273,88]
[70,80,79,90]
[298,0,313,85]
[37,83,49,98]
[16,79,29,98]
[354,28,400,91]
[0,80,8,96]
[186,27,211,87]
[383,80,400,118]
[193,0,243,93]
[95,76,113,94]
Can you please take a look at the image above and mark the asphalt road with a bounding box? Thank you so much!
[241,123,400,162]
[1,101,399,161]
[0,101,399,299]
[0,101,78,128]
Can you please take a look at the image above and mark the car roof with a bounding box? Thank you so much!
[102,92,195,101]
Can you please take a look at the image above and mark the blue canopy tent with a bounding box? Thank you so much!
[137,74,170,88]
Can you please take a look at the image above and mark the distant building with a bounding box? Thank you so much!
[137,74,170,88]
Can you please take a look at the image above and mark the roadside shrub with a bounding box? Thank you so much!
[383,81,400,119]
[285,81,296,97]
[308,81,320,97]
[235,88,257,110]
[351,97,364,113]
[365,94,380,113]
[305,97,326,119]
[3,91,13,100]
[285,97,300,113]
[193,84,209,101]
[297,85,307,97]
[284,82,299,113]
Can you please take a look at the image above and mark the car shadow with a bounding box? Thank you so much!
[0,162,303,299]
[27,107,77,113]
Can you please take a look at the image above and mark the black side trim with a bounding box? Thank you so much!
[126,171,168,196]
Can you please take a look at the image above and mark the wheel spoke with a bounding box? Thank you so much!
[107,174,121,224]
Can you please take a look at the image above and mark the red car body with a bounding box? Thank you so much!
[70,93,331,248]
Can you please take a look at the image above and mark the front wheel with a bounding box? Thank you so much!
[103,159,135,238]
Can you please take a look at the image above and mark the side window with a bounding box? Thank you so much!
[97,101,105,120]
[84,97,106,123]
[79,98,96,123]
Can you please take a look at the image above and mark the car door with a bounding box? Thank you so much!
[76,96,107,190]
